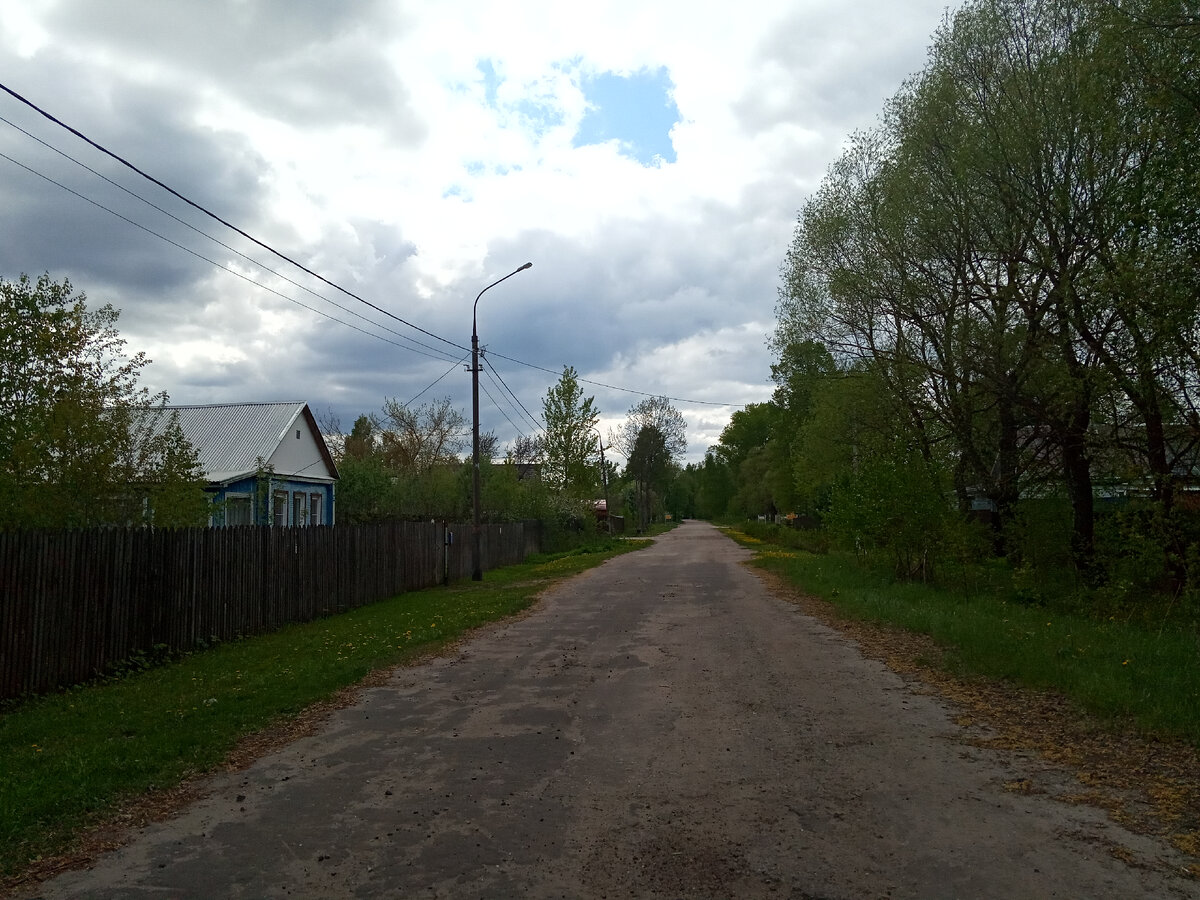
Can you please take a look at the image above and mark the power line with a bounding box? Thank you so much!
[402,354,470,407]
[478,376,527,439]
[0,79,469,354]
[486,349,738,407]
[0,82,748,410]
[0,149,456,362]
[0,113,462,363]
[483,355,542,431]
[481,363,536,436]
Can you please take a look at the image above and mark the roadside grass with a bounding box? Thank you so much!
[0,538,648,880]
[725,528,1200,748]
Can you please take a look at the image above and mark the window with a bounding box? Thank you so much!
[226,494,252,525]
[273,491,288,527]
[292,492,307,526]
[309,493,323,525]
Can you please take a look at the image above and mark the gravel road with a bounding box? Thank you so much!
[30,520,1199,898]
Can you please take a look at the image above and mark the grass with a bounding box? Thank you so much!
[725,527,1200,748]
[0,537,649,880]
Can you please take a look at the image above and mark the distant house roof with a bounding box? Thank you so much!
[154,402,338,485]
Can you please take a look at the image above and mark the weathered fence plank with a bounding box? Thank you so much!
[0,521,538,699]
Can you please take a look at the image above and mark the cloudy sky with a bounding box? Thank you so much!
[0,0,952,464]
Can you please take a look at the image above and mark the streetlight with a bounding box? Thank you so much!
[471,261,532,581]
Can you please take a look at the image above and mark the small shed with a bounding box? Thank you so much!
[165,402,339,526]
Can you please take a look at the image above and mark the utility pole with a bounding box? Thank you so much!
[597,432,612,535]
[471,262,532,581]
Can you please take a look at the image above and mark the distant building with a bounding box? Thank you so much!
[162,402,338,526]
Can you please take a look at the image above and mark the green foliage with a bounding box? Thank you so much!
[0,540,649,879]
[626,425,671,531]
[613,395,686,462]
[692,451,736,519]
[1090,504,1200,611]
[0,273,207,529]
[334,454,400,524]
[767,0,1200,592]
[329,400,474,523]
[540,366,599,498]
[729,527,1200,748]
[825,453,953,581]
[735,518,831,555]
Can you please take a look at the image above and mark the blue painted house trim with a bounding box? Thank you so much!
[159,402,339,527]
[207,474,337,526]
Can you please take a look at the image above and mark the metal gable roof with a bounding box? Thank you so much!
[152,402,334,484]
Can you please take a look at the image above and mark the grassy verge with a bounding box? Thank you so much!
[725,527,1200,747]
[0,539,647,880]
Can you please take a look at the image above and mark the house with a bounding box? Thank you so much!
[164,402,338,526]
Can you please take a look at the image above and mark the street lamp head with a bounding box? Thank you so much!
[518,262,533,271]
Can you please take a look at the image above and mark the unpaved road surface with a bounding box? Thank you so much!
[29,521,1199,898]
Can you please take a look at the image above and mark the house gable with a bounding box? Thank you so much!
[266,405,338,483]
[153,402,339,526]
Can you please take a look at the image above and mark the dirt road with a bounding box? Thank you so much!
[31,521,1198,898]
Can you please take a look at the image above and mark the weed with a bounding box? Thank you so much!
[725,526,1200,747]
[0,540,645,879]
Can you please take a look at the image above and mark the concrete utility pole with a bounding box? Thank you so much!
[471,262,532,581]
[596,431,612,535]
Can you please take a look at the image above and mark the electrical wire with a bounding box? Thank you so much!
[0,150,456,361]
[0,113,460,363]
[402,353,471,407]
[0,80,469,354]
[481,364,536,436]
[477,376,526,439]
[0,82,747,410]
[486,348,737,407]
[483,356,542,431]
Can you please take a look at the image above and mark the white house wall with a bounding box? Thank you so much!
[268,415,335,481]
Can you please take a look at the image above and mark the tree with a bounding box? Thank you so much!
[379,397,469,472]
[343,414,379,462]
[613,395,686,462]
[540,366,599,497]
[778,0,1200,580]
[0,273,207,528]
[626,425,671,532]
[714,403,781,517]
[508,433,542,465]
[694,451,736,519]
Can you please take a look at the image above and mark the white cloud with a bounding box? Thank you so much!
[0,0,959,463]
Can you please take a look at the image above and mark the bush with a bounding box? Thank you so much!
[824,453,954,581]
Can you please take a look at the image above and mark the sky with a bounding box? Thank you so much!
[0,0,953,465]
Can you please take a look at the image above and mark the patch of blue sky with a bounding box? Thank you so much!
[476,59,562,136]
[574,67,680,166]
[516,98,564,136]
[477,59,501,107]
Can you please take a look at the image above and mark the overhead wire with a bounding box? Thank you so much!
[477,376,527,439]
[483,355,542,431]
[0,113,462,364]
[481,364,535,437]
[485,348,737,408]
[401,353,471,407]
[0,80,469,354]
[0,150,467,361]
[0,81,748,410]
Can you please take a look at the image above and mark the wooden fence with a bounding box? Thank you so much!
[0,520,541,700]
